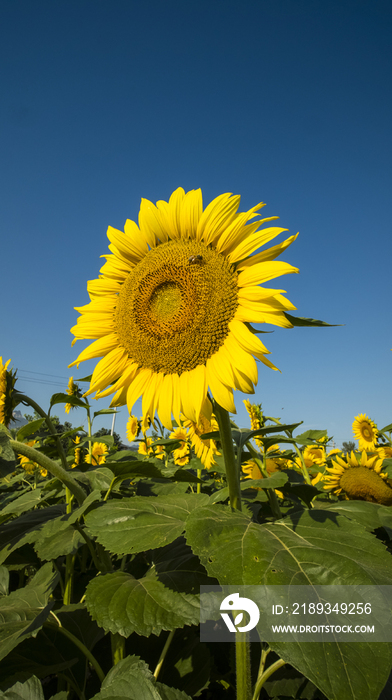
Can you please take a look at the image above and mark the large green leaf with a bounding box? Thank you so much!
[0,490,43,524]
[34,525,85,560]
[16,419,46,442]
[0,675,44,700]
[148,537,216,593]
[49,393,87,411]
[85,494,209,556]
[0,425,16,477]
[90,654,192,700]
[86,571,199,637]
[0,563,58,662]
[0,506,65,565]
[185,505,392,700]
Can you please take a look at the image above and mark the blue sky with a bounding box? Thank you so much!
[1,0,391,448]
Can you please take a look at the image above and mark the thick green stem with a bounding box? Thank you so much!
[236,633,251,700]
[111,632,125,666]
[11,439,86,505]
[16,393,69,472]
[87,408,93,464]
[153,630,175,679]
[251,659,286,700]
[45,620,105,683]
[197,469,201,494]
[213,402,242,511]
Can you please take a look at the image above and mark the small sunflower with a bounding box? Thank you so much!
[138,437,154,458]
[324,451,392,505]
[70,188,298,429]
[182,401,220,469]
[86,442,109,466]
[352,413,378,451]
[71,435,82,468]
[126,414,140,442]
[18,440,47,477]
[0,357,18,427]
[243,400,264,447]
[303,444,326,466]
[65,376,83,414]
[242,458,284,498]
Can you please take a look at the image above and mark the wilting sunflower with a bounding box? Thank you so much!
[324,450,392,505]
[70,188,298,429]
[86,442,108,466]
[0,357,18,427]
[352,413,378,451]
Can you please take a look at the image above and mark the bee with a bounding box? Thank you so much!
[188,254,203,265]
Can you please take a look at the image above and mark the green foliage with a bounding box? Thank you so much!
[2,388,392,700]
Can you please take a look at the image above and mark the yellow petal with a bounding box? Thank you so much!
[237,233,299,269]
[87,278,122,297]
[179,371,196,422]
[126,369,153,414]
[84,347,130,396]
[228,320,270,358]
[68,333,119,368]
[180,189,203,239]
[206,360,236,413]
[188,364,207,422]
[97,361,139,399]
[158,374,174,429]
[238,261,299,287]
[196,193,241,245]
[139,198,168,245]
[227,227,288,264]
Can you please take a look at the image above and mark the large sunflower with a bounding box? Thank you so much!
[324,450,392,505]
[70,189,298,429]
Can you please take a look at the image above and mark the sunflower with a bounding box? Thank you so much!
[243,400,264,447]
[18,440,47,477]
[70,189,298,429]
[182,400,220,469]
[324,451,392,505]
[86,442,108,466]
[138,437,154,458]
[126,414,140,442]
[242,459,285,498]
[169,427,191,466]
[352,414,378,451]
[65,376,82,414]
[0,357,18,427]
[71,435,82,468]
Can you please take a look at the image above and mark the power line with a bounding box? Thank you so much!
[18,368,70,380]
[17,377,68,389]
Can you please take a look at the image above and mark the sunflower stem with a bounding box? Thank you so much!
[45,618,105,683]
[197,469,201,494]
[10,439,86,505]
[213,402,242,511]
[15,393,69,472]
[86,407,93,464]
[294,444,313,485]
[111,632,125,666]
[153,630,176,680]
[251,659,286,700]
[236,632,252,700]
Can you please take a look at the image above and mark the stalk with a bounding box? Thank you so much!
[111,632,125,665]
[45,620,105,683]
[245,443,283,520]
[153,630,175,679]
[11,439,86,505]
[251,659,286,700]
[15,393,69,472]
[213,402,242,512]
[236,633,252,700]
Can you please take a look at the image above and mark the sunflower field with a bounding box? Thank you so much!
[1,189,392,700]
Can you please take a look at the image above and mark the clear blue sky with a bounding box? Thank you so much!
[2,0,391,448]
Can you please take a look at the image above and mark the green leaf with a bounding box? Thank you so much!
[0,425,16,478]
[0,505,65,565]
[158,628,211,698]
[34,525,85,560]
[16,419,46,442]
[74,374,92,383]
[185,505,392,700]
[148,537,215,593]
[380,423,392,434]
[294,429,328,444]
[0,566,9,596]
[0,675,44,700]
[93,409,118,419]
[49,393,87,411]
[86,570,199,637]
[85,494,209,556]
[0,490,43,523]
[76,467,114,492]
[90,655,192,700]
[0,562,58,662]
[284,312,342,327]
